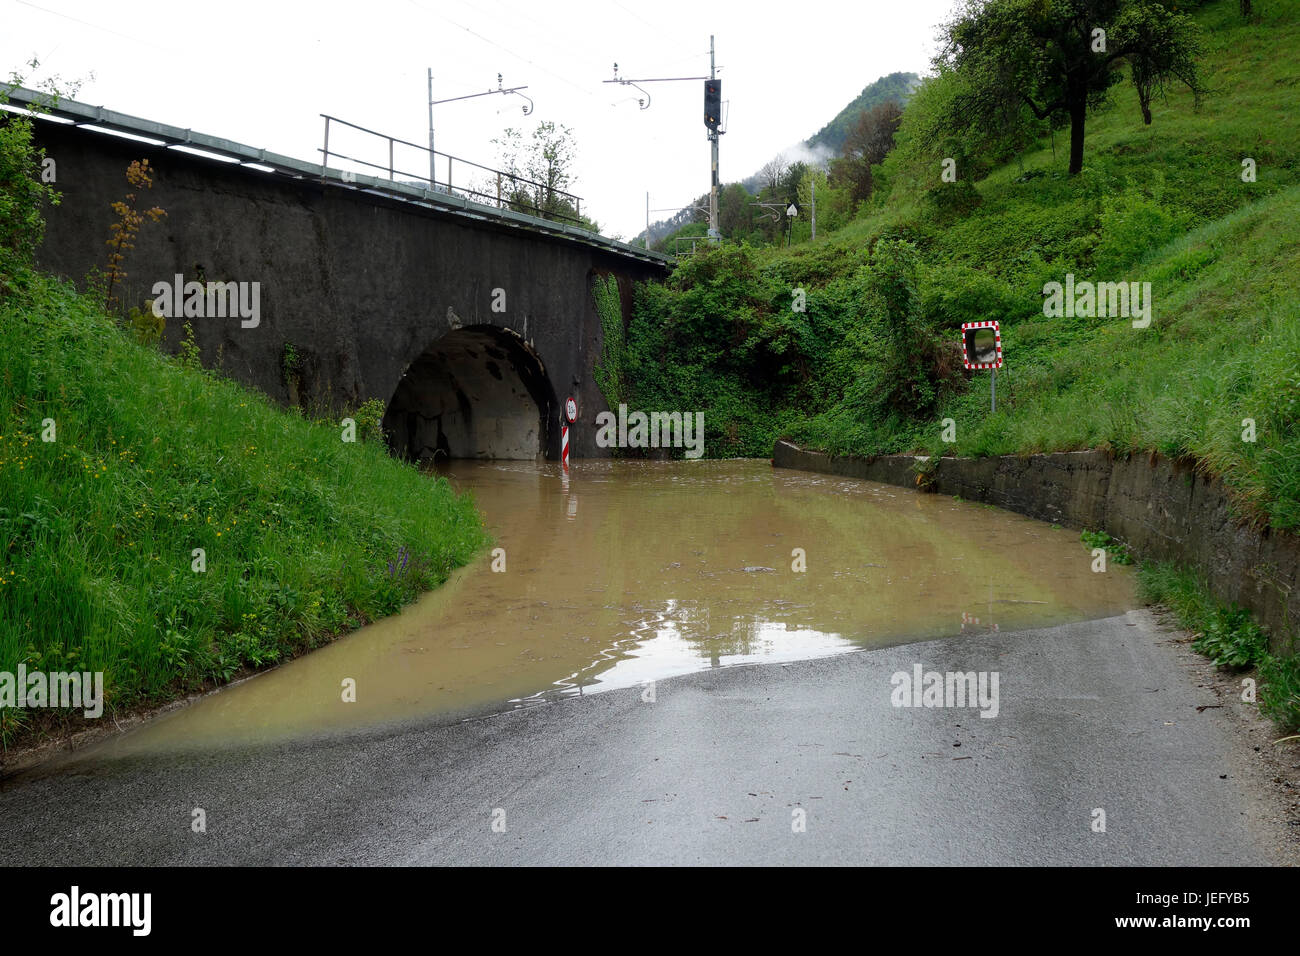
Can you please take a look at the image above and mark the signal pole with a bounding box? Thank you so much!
[707,35,720,242]
[604,39,722,244]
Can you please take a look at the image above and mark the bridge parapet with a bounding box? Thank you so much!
[4,86,670,268]
[16,87,667,460]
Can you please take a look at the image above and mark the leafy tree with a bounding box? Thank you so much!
[777,161,808,203]
[718,182,755,238]
[796,166,851,236]
[831,100,903,205]
[0,65,63,282]
[941,0,1208,175]
[869,65,1030,209]
[742,158,809,243]
[866,239,937,417]
[491,121,598,229]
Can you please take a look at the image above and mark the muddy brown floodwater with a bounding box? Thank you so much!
[87,459,1135,756]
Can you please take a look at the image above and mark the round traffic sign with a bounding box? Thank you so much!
[564,396,578,423]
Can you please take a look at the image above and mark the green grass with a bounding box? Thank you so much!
[1138,561,1298,733]
[892,187,1300,529]
[627,0,1300,532]
[0,268,488,745]
[1081,529,1134,566]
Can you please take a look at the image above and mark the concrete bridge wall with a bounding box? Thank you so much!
[29,118,665,460]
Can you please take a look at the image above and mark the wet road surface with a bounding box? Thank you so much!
[2,610,1287,866]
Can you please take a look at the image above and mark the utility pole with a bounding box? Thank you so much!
[434,68,444,187]
[426,71,534,191]
[707,35,720,242]
[811,178,816,240]
[645,191,650,249]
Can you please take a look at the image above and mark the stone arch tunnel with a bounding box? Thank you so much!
[383,325,556,463]
[18,88,669,461]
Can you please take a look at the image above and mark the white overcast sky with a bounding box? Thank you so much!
[3,0,957,238]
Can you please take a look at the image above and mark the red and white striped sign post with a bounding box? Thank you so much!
[562,396,578,470]
[961,321,1004,412]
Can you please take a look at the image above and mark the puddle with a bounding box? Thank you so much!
[74,459,1135,756]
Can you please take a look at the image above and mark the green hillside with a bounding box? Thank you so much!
[616,0,1300,532]
[806,70,920,154]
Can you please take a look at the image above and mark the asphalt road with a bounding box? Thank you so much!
[2,610,1290,865]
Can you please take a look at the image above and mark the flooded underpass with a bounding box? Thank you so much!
[74,459,1136,758]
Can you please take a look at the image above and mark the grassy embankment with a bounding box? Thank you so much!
[622,0,1299,526]
[0,268,487,747]
[608,0,1300,728]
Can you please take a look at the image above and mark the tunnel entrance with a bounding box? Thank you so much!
[383,326,554,463]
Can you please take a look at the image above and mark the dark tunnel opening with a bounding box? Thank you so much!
[382,326,555,463]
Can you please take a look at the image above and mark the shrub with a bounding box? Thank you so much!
[353,397,387,445]
[1081,529,1134,565]
[128,300,164,345]
[0,89,60,281]
[868,239,941,417]
[1259,654,1300,733]
[1092,192,1184,274]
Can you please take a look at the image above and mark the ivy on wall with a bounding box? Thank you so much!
[592,274,625,409]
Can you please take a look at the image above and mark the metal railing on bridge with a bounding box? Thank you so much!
[669,235,730,258]
[319,114,585,227]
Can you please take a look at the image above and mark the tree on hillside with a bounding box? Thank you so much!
[778,161,808,203]
[941,0,1208,175]
[718,182,755,238]
[1,61,67,281]
[805,71,918,154]
[746,159,807,243]
[758,154,789,194]
[831,100,903,205]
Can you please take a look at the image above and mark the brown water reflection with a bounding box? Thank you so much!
[90,459,1134,754]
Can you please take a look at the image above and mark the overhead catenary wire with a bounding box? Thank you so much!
[438,0,708,113]
[611,0,699,49]
[405,0,599,99]
[15,0,144,44]
[475,0,615,76]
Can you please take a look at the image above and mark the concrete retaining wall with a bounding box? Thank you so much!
[773,440,1299,656]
